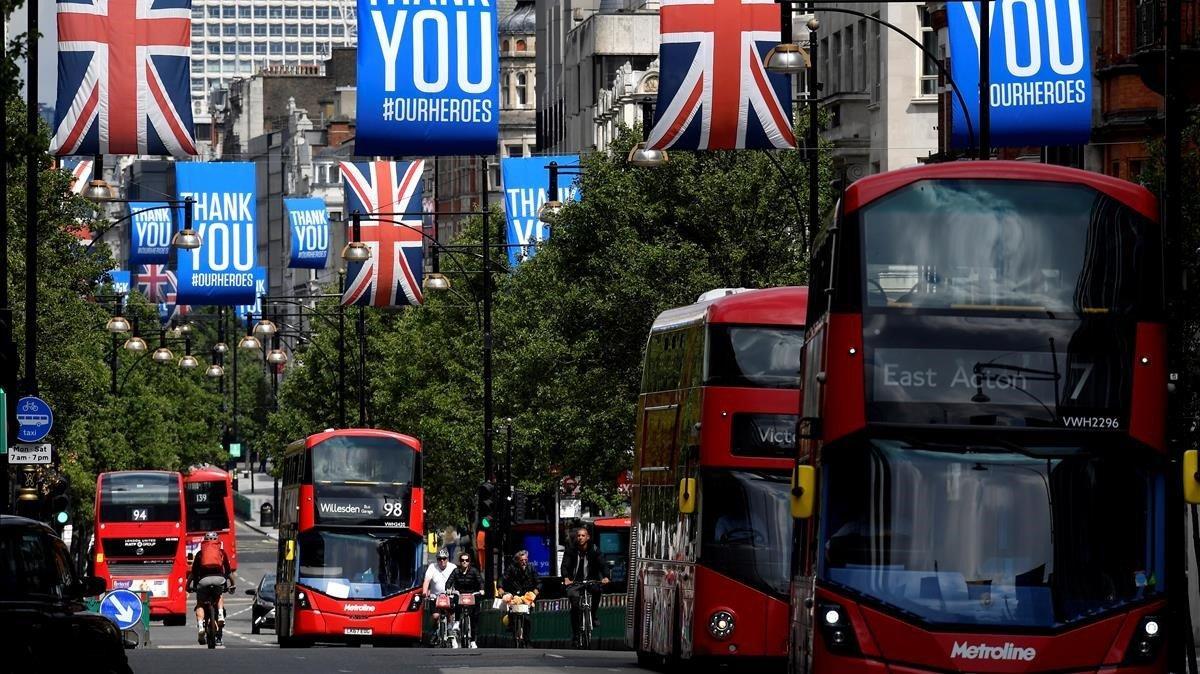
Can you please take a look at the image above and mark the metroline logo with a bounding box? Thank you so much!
[344,604,376,612]
[950,641,1037,662]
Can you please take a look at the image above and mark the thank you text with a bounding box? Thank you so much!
[176,163,258,305]
[356,0,499,155]
[286,197,330,268]
[128,202,173,265]
[500,155,580,267]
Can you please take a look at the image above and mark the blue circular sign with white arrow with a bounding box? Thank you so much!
[15,396,53,443]
[99,589,142,630]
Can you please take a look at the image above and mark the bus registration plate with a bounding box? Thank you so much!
[344,628,373,636]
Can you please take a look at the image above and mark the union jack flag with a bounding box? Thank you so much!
[136,263,173,302]
[63,157,94,194]
[340,161,426,308]
[158,276,189,326]
[648,0,795,151]
[51,0,197,157]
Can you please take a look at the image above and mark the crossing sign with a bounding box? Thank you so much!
[99,589,143,630]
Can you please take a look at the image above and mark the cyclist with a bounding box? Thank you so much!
[421,549,454,643]
[188,532,233,645]
[561,527,609,647]
[445,551,484,648]
[499,550,541,644]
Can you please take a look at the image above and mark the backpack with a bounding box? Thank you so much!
[195,540,224,575]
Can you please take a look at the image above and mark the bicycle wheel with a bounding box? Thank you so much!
[205,614,218,649]
[512,614,524,648]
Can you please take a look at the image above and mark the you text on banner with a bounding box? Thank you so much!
[947,0,1092,148]
[285,198,331,269]
[355,0,499,156]
[175,163,258,306]
[128,202,174,265]
[500,155,580,267]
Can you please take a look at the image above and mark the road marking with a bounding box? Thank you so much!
[546,653,564,659]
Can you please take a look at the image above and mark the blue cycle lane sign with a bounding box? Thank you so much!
[16,396,52,443]
[100,590,143,630]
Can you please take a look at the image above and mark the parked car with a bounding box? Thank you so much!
[0,514,131,673]
[246,572,276,634]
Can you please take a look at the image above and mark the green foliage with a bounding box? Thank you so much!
[268,123,833,527]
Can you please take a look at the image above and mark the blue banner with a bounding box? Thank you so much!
[948,0,1091,148]
[106,270,131,305]
[175,163,258,306]
[127,201,174,265]
[235,266,268,320]
[285,197,330,269]
[355,0,498,156]
[500,155,580,268]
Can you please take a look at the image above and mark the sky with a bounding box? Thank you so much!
[8,0,61,106]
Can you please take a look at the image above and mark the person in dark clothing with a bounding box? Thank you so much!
[445,552,484,648]
[500,550,541,644]
[561,527,609,645]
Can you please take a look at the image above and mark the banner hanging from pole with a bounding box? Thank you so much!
[175,163,259,305]
[285,197,330,269]
[500,155,580,268]
[947,0,1092,148]
[354,0,499,155]
[128,202,174,265]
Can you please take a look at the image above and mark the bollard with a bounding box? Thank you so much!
[260,502,274,528]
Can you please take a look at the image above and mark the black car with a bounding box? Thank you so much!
[0,515,131,674]
[246,572,276,634]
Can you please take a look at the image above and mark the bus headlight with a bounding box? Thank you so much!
[296,591,311,610]
[817,602,859,655]
[1124,615,1163,664]
[708,610,735,640]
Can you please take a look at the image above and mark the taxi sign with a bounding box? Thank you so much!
[16,396,52,443]
[99,589,143,630]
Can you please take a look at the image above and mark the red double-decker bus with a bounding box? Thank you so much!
[274,429,426,647]
[791,162,1171,673]
[93,470,190,624]
[627,286,808,666]
[183,465,237,572]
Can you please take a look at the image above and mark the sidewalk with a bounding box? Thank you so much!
[233,470,279,540]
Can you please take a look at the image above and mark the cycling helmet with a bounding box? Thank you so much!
[204,532,220,541]
[436,549,450,559]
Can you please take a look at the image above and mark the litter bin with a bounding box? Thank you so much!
[260,503,274,528]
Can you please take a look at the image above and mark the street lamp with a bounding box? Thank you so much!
[82,177,117,203]
[538,161,585,225]
[105,314,130,334]
[764,5,811,75]
[151,346,174,364]
[239,333,261,350]
[179,353,200,370]
[422,273,451,292]
[627,102,669,167]
[213,341,229,355]
[123,335,148,352]
[342,213,372,262]
[252,318,278,339]
[206,362,224,378]
[266,347,288,366]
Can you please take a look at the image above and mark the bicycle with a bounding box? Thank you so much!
[504,595,534,648]
[195,579,233,649]
[571,580,602,650]
[430,593,454,647]
[451,590,481,648]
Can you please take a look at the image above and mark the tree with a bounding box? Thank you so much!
[268,122,834,527]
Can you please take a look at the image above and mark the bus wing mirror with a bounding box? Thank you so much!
[1185,450,1200,505]
[678,478,697,514]
[791,465,815,519]
[285,539,295,561]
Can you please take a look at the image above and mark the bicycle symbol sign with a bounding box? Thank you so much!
[15,396,53,443]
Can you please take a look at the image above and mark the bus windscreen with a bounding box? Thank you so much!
[185,480,230,532]
[312,436,416,484]
[100,473,180,523]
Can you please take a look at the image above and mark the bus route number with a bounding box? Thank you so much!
[382,501,404,518]
[131,508,148,521]
[194,493,208,503]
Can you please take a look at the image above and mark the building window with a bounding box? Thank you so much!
[223,24,236,36]
[515,72,528,106]
[238,6,252,18]
[192,6,203,18]
[301,43,314,55]
[858,19,867,94]
[300,7,314,18]
[222,6,236,18]
[820,37,830,94]
[207,42,221,54]
[254,24,267,36]
[238,42,252,54]
[871,14,881,103]
[254,43,267,55]
[269,42,283,55]
[191,23,203,36]
[1110,160,1122,178]
[831,33,842,93]
[285,24,299,36]
[286,42,299,55]
[502,39,510,51]
[331,7,342,18]
[316,43,329,56]
[515,39,527,52]
[505,144,524,158]
[316,24,329,37]
[207,6,220,18]
[501,73,510,108]
[269,6,283,18]
[300,24,314,36]
[192,41,204,54]
[238,24,252,36]
[316,7,330,19]
[332,25,345,37]
[269,24,283,36]
[253,6,267,18]
[1130,158,1145,180]
[846,25,856,91]
[285,6,298,19]
[918,7,938,97]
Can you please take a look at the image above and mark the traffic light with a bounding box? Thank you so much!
[46,476,71,529]
[477,482,496,530]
